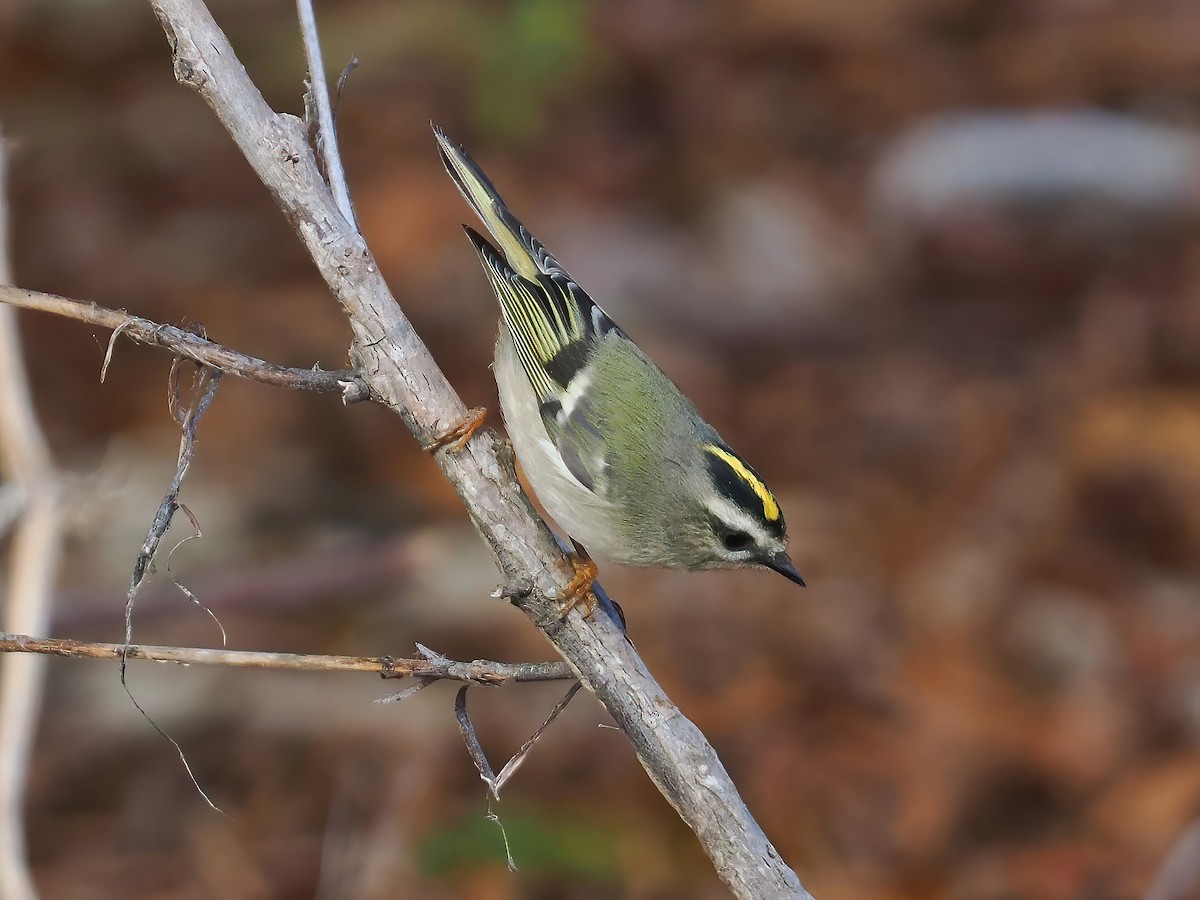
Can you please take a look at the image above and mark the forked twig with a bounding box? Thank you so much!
[455,682,583,801]
[121,356,222,666]
[119,353,225,811]
[453,681,583,871]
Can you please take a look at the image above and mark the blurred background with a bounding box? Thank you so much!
[3,0,1200,897]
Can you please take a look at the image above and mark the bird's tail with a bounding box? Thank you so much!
[432,123,546,282]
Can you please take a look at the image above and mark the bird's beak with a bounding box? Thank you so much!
[763,551,806,587]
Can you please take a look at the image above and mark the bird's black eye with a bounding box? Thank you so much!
[720,529,753,552]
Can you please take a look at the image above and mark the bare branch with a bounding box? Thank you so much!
[0,127,64,900]
[0,285,358,394]
[146,3,811,896]
[0,632,574,684]
[296,0,356,229]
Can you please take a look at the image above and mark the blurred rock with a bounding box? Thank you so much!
[875,111,1200,224]
[544,207,691,330]
[693,182,868,332]
[550,182,866,341]
[999,588,1122,692]
[871,110,1200,286]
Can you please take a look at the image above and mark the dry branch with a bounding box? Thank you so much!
[0,286,357,394]
[0,633,573,684]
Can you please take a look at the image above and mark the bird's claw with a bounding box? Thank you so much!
[554,552,599,620]
[423,407,487,454]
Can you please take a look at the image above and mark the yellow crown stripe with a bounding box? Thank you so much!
[705,444,780,522]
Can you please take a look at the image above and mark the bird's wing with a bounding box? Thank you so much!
[435,125,622,410]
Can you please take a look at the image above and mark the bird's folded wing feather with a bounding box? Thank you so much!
[437,125,623,495]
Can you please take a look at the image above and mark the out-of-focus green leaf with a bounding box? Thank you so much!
[419,808,620,880]
[459,0,597,143]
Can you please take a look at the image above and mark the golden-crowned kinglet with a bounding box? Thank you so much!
[435,126,804,594]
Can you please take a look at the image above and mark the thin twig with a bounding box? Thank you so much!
[454,686,498,787]
[0,127,63,900]
[122,359,222,668]
[147,4,810,895]
[0,286,359,394]
[336,58,358,105]
[119,356,225,813]
[492,682,582,798]
[165,502,227,647]
[296,0,356,229]
[0,633,574,683]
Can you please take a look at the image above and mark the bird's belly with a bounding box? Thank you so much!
[493,331,630,563]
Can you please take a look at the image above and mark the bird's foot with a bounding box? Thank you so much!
[554,551,599,620]
[423,407,487,454]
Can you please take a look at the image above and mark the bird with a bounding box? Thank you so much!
[433,124,804,613]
